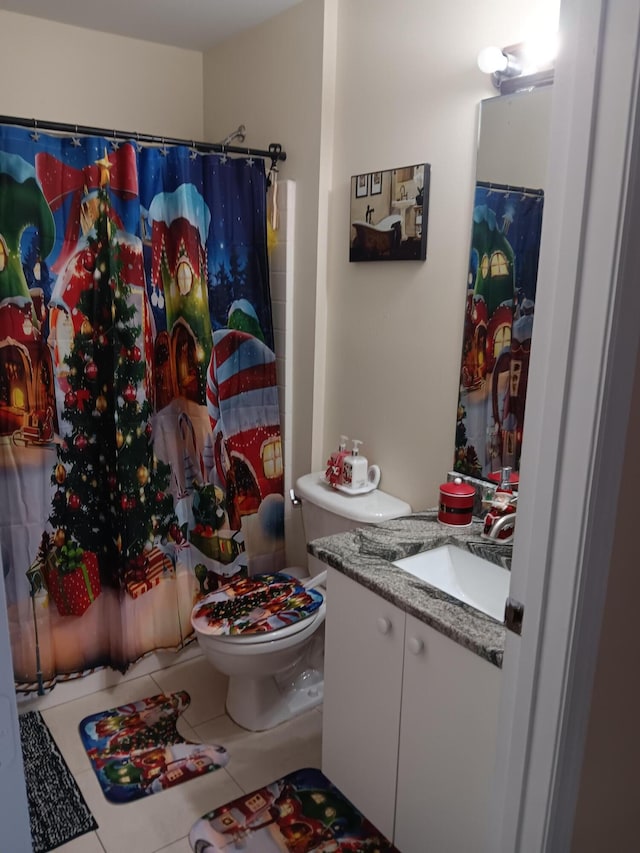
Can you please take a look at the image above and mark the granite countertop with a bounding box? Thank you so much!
[308,510,511,668]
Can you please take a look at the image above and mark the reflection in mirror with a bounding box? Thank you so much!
[453,86,553,483]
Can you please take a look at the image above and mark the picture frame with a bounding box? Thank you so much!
[355,173,369,198]
[349,162,430,262]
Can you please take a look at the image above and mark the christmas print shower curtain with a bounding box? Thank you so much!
[0,124,284,692]
[454,182,544,479]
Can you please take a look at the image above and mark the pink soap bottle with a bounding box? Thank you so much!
[325,435,349,488]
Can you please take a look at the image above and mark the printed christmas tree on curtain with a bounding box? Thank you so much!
[48,162,179,614]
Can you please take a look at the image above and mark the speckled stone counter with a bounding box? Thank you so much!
[308,510,511,668]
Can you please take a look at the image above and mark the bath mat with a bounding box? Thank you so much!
[78,691,229,803]
[188,766,398,852]
[19,710,98,852]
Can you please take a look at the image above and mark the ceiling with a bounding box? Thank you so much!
[0,0,304,51]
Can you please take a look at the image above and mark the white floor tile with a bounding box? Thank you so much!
[192,708,323,795]
[25,655,324,852]
[74,765,242,853]
[154,836,193,853]
[40,674,161,775]
[150,654,228,728]
[56,831,106,852]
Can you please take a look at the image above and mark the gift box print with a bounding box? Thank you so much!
[47,550,101,617]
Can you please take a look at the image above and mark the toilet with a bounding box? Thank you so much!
[190,471,411,731]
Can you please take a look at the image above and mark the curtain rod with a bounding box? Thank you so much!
[477,180,544,198]
[0,114,287,169]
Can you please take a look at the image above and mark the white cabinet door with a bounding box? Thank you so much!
[322,568,405,840]
[395,613,502,853]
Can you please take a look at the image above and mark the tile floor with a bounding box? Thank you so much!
[23,653,323,853]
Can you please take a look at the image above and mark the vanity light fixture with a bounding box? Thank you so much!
[478,39,556,95]
[477,46,522,81]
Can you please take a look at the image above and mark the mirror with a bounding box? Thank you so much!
[453,85,553,484]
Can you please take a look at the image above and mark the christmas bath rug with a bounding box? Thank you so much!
[188,766,398,852]
[19,711,98,852]
[78,691,229,803]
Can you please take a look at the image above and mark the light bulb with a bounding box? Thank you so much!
[521,32,558,72]
[477,46,508,75]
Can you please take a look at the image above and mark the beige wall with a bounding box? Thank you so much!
[0,10,203,139]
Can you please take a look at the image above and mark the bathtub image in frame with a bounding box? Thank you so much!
[349,163,430,262]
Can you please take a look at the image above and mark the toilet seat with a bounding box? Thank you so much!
[206,602,325,645]
[190,572,324,643]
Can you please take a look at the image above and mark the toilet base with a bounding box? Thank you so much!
[226,666,324,731]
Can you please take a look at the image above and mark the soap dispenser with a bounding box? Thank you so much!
[342,439,368,490]
[325,435,350,488]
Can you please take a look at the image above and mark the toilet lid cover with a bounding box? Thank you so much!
[191,572,323,637]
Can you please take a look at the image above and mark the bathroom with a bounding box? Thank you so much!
[0,0,638,851]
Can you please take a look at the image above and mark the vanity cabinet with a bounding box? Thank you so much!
[322,567,502,851]
[322,567,404,839]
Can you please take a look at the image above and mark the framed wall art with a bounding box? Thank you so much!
[349,162,430,262]
[355,173,369,198]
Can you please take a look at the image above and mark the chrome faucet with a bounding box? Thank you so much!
[399,185,407,200]
[484,511,516,543]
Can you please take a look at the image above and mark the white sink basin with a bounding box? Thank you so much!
[392,545,510,622]
[391,198,415,209]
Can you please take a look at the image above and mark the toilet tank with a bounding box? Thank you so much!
[295,472,412,576]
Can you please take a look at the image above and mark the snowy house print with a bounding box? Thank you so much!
[206,301,283,530]
[0,151,58,441]
[0,298,58,443]
[211,792,273,832]
[209,781,282,835]
[491,301,535,471]
[461,294,488,391]
[148,185,213,408]
[462,204,517,393]
[472,206,515,317]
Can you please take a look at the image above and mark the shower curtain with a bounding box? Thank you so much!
[454,182,544,479]
[0,124,284,692]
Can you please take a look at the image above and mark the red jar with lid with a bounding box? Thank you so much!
[438,477,475,527]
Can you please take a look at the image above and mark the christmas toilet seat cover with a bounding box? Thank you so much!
[191,572,323,637]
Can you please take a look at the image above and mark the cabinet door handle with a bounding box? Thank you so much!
[408,636,424,655]
[377,617,392,635]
